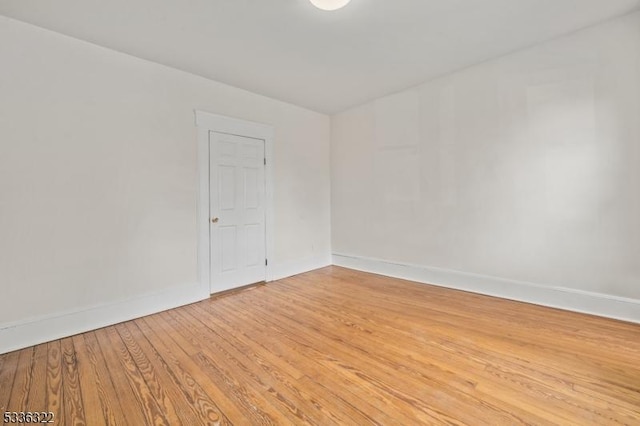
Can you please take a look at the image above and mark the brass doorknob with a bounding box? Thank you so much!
[211,217,219,223]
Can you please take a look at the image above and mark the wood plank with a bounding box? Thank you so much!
[98,326,170,425]
[25,344,49,412]
[71,334,107,426]
[176,306,333,424]
[140,314,240,424]
[115,324,180,424]
[278,273,640,423]
[192,350,288,425]
[0,351,20,413]
[165,309,297,424]
[86,330,145,426]
[60,337,86,425]
[129,318,224,426]
[233,290,548,425]
[5,348,34,413]
[187,302,305,381]
[196,299,403,425]
[213,293,524,425]
[45,340,65,425]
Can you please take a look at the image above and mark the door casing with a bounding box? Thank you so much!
[195,110,275,294]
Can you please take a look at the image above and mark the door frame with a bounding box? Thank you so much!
[195,110,275,294]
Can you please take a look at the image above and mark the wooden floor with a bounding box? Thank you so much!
[1,267,639,425]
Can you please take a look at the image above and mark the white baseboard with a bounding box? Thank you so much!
[6,254,635,355]
[0,283,209,355]
[270,255,332,281]
[332,253,640,324]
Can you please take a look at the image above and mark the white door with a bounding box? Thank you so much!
[209,131,266,293]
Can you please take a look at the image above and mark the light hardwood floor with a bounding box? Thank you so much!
[1,266,639,425]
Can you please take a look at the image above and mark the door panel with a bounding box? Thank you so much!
[220,226,237,272]
[245,224,261,266]
[244,167,259,208]
[220,166,236,210]
[210,131,266,292]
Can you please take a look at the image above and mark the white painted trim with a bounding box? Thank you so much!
[195,110,275,290]
[272,255,332,281]
[332,253,640,324]
[0,283,207,355]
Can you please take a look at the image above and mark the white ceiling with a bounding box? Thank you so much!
[1,0,639,114]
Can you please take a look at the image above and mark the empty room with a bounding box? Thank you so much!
[1,0,639,424]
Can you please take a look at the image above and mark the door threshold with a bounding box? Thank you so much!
[210,281,266,299]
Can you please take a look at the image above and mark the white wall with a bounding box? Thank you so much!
[0,16,331,349]
[332,12,640,306]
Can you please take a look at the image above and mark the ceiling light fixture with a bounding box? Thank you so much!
[309,0,351,11]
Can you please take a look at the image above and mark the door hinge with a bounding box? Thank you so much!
[264,158,266,165]
[265,259,268,266]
